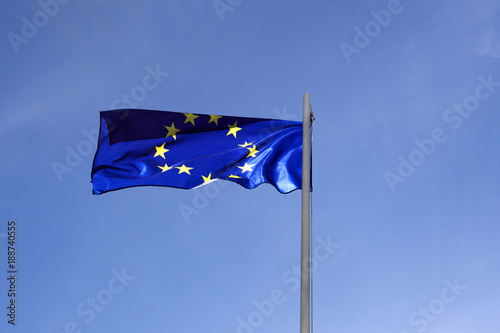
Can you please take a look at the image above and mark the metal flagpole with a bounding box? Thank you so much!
[300,93,312,333]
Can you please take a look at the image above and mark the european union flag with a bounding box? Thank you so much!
[91,109,304,194]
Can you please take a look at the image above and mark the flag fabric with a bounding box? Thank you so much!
[91,109,304,195]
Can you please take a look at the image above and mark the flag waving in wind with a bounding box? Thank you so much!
[91,109,304,195]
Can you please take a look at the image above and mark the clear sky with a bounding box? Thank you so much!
[1,0,499,332]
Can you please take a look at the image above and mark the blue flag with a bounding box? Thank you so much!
[91,109,304,194]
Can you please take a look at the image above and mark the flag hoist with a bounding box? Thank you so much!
[301,93,313,333]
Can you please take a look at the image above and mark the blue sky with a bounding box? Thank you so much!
[1,0,499,332]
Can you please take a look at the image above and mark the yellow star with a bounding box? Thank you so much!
[229,174,241,179]
[154,143,169,159]
[202,173,212,183]
[183,113,199,126]
[246,145,259,158]
[176,164,193,175]
[158,163,173,173]
[238,141,253,148]
[208,115,222,126]
[237,162,255,173]
[165,122,180,140]
[227,121,242,138]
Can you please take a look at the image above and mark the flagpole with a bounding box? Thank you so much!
[300,93,311,333]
